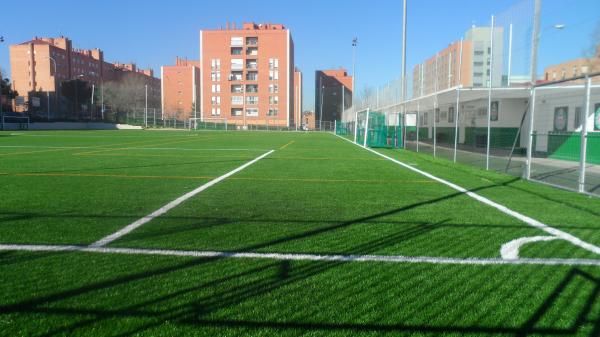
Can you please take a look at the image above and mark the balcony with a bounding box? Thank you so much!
[246,84,258,93]
[231,47,243,55]
[246,71,258,81]
[229,71,243,81]
[246,47,258,56]
[246,59,258,70]
[246,37,258,46]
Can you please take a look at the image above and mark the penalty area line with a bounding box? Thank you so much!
[2,244,600,266]
[90,149,274,247]
[333,133,600,258]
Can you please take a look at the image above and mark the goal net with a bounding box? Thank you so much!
[2,115,30,130]
[188,118,228,131]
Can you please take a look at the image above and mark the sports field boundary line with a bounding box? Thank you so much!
[0,145,272,152]
[2,244,600,266]
[333,133,600,257]
[90,149,275,247]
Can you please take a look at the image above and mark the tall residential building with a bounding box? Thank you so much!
[9,36,160,113]
[199,22,300,127]
[315,68,352,123]
[161,57,201,119]
[412,26,503,97]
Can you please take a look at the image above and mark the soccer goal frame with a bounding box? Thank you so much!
[1,115,30,130]
[188,117,229,131]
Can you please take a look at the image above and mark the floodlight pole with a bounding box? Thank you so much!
[352,37,358,142]
[454,38,464,163]
[525,0,542,179]
[507,23,513,87]
[144,84,148,128]
[486,15,495,170]
[401,0,407,149]
[433,53,439,157]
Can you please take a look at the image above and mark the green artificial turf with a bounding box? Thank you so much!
[1,129,600,336]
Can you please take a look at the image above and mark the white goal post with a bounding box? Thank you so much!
[1,115,30,130]
[188,117,228,131]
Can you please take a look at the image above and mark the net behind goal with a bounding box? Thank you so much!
[188,118,228,131]
[1,115,30,130]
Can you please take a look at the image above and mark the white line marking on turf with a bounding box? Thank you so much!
[90,150,274,247]
[0,145,269,151]
[2,244,600,266]
[334,134,600,257]
[500,236,560,259]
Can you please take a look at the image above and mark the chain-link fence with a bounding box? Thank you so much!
[339,0,600,196]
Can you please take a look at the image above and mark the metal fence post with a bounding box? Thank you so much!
[525,87,536,180]
[353,108,359,143]
[578,75,591,193]
[416,101,420,152]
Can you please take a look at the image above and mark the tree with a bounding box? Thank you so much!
[61,79,92,119]
[99,73,160,122]
[1,78,18,112]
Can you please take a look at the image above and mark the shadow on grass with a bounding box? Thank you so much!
[1,251,600,336]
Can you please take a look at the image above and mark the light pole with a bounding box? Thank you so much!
[144,84,148,128]
[0,36,4,130]
[352,37,358,139]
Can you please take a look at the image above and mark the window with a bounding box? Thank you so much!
[246,37,258,45]
[268,108,279,116]
[211,71,221,81]
[246,47,258,56]
[473,72,483,77]
[229,71,243,81]
[561,70,566,79]
[269,84,279,93]
[246,96,259,105]
[211,96,221,105]
[448,107,455,123]
[231,108,243,116]
[474,50,484,56]
[231,84,243,93]
[231,96,243,105]
[231,47,242,55]
[231,59,243,71]
[269,70,279,81]
[211,84,221,93]
[231,37,243,46]
[435,108,440,123]
[473,61,484,67]
[573,66,578,77]
[211,59,221,70]
[269,96,279,105]
[246,84,258,93]
[574,107,582,129]
[246,71,258,81]
[246,59,258,70]
[269,58,279,70]
[246,108,259,116]
[211,107,221,116]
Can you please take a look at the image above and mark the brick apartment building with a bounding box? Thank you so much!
[199,22,301,127]
[543,45,600,83]
[9,36,160,115]
[412,26,503,97]
[315,68,352,123]
[161,57,201,119]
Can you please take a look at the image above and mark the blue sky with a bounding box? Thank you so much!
[1,0,598,110]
